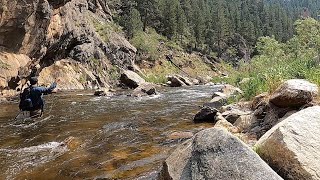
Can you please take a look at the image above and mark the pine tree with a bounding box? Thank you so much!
[127,8,143,38]
[191,0,205,49]
[116,0,320,58]
[176,4,187,44]
[135,0,161,31]
[161,0,179,39]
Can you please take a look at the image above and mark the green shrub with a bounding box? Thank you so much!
[130,29,164,61]
[144,75,168,84]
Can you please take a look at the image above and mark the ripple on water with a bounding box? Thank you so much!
[0,142,68,180]
[0,85,219,179]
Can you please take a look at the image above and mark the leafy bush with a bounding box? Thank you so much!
[130,29,165,61]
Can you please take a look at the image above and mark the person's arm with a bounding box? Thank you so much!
[37,82,57,94]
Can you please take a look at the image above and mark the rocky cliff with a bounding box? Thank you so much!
[0,0,136,94]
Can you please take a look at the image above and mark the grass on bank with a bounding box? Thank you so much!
[131,28,216,84]
[213,18,320,100]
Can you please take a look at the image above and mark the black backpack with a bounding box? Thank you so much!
[19,87,33,111]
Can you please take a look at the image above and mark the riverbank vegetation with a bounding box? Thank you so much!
[108,1,320,99]
[215,18,320,100]
[113,0,320,61]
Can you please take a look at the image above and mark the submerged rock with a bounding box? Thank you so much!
[120,70,146,89]
[167,131,194,140]
[160,128,282,180]
[255,106,320,180]
[269,79,318,108]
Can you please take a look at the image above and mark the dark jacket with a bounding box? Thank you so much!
[30,82,57,110]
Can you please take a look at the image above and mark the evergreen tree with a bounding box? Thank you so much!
[135,0,161,31]
[176,4,187,44]
[161,0,179,39]
[191,0,205,49]
[116,0,320,58]
[126,8,143,38]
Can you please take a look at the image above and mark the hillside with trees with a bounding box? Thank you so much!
[112,0,320,64]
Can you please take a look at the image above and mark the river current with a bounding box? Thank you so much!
[0,85,220,179]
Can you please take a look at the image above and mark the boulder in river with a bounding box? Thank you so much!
[94,88,113,96]
[131,83,157,97]
[255,106,320,180]
[269,79,318,108]
[211,91,227,99]
[203,96,227,109]
[160,128,282,180]
[120,70,146,89]
[166,75,193,87]
[193,106,218,123]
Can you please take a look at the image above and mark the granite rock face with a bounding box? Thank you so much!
[0,0,136,92]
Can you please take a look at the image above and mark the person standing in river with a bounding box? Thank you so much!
[19,77,58,118]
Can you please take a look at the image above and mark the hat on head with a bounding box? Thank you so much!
[30,76,38,85]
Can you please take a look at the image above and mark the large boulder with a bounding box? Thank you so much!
[255,106,320,180]
[269,79,318,108]
[167,75,185,87]
[120,70,145,89]
[203,96,227,109]
[160,128,282,180]
[131,83,157,97]
[166,75,193,87]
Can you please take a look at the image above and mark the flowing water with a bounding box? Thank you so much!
[0,85,221,180]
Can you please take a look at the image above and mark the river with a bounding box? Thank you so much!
[0,85,219,179]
